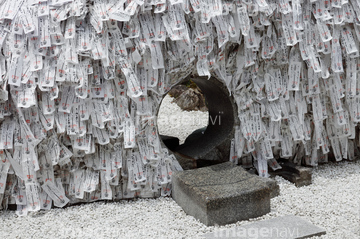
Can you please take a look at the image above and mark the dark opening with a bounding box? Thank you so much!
[158,76,237,169]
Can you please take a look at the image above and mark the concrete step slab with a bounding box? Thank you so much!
[172,162,279,226]
[203,215,326,239]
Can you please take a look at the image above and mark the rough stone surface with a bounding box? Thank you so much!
[270,161,312,187]
[203,215,326,238]
[172,151,197,170]
[257,176,280,198]
[173,87,208,112]
[242,168,280,198]
[172,162,277,226]
[168,84,189,98]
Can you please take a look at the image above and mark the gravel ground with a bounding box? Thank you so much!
[0,96,359,239]
[157,94,209,144]
[0,160,359,239]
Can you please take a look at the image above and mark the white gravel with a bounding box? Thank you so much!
[157,94,209,144]
[1,160,359,239]
[1,96,359,239]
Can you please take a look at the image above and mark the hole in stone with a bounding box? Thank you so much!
[158,79,209,150]
[157,76,237,169]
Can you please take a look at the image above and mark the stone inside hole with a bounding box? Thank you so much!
[157,79,209,152]
[157,76,237,170]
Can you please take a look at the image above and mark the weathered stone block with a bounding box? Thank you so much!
[172,162,277,226]
[270,161,312,187]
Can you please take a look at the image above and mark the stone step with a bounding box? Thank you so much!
[172,162,279,226]
[270,161,312,187]
[203,215,326,239]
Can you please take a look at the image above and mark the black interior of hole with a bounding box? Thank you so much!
[159,76,235,164]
